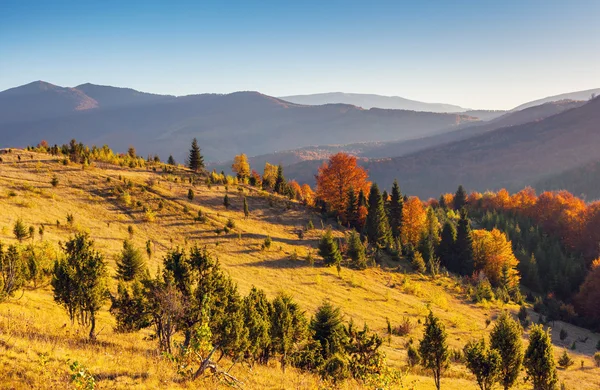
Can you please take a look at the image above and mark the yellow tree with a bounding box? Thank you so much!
[401,196,427,248]
[471,228,520,287]
[315,153,370,216]
[301,184,315,206]
[232,154,250,181]
[262,162,278,190]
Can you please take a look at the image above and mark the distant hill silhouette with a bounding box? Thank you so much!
[511,88,600,111]
[0,81,477,162]
[279,92,467,113]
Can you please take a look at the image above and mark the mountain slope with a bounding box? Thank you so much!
[363,97,600,197]
[0,83,477,162]
[75,83,174,108]
[279,92,467,112]
[0,81,98,123]
[511,88,600,111]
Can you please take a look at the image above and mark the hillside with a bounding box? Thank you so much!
[279,92,467,112]
[361,96,600,197]
[226,100,584,186]
[0,82,478,163]
[2,150,599,389]
[535,159,600,201]
[511,87,600,111]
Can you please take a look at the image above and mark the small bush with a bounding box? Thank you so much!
[559,328,568,341]
[263,236,272,249]
[51,176,59,187]
[407,344,421,367]
[518,305,528,323]
[596,340,600,351]
[558,350,574,368]
[226,218,235,229]
[473,278,495,303]
[393,317,414,337]
[594,352,600,367]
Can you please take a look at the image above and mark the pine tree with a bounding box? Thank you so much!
[490,312,523,390]
[524,324,558,390]
[345,187,358,228]
[456,208,474,276]
[319,229,343,266]
[116,240,147,282]
[0,244,27,301]
[243,197,249,218]
[411,250,427,273]
[463,339,502,390]
[110,279,151,333]
[13,218,28,242]
[365,184,392,249]
[187,188,194,201]
[242,287,272,364]
[310,301,347,360]
[52,233,109,340]
[419,311,450,390]
[223,194,230,209]
[346,231,367,269]
[454,184,467,210]
[274,164,286,194]
[389,179,404,240]
[438,221,457,272]
[270,293,307,371]
[167,155,175,165]
[187,138,204,172]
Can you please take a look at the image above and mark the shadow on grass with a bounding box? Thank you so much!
[236,256,313,269]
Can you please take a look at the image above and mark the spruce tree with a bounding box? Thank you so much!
[13,218,28,242]
[243,196,249,218]
[242,287,272,364]
[167,155,175,165]
[274,164,286,194]
[223,193,230,209]
[456,208,474,276]
[365,184,392,249]
[454,185,467,210]
[346,231,367,269]
[0,244,27,301]
[524,324,558,390]
[116,239,147,282]
[438,221,457,272]
[419,311,450,390]
[187,138,204,172]
[463,339,502,390]
[52,233,109,340]
[319,229,343,266]
[345,187,358,229]
[389,179,404,240]
[270,293,307,371]
[187,188,194,201]
[310,301,347,360]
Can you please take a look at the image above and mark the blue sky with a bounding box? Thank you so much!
[0,0,598,109]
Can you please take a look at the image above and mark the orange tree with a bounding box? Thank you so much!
[315,153,370,217]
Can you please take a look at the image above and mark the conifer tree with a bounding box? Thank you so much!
[0,244,27,301]
[116,239,147,282]
[411,250,427,273]
[419,311,450,390]
[13,218,28,242]
[454,184,467,210]
[345,187,358,228]
[310,301,347,360]
[365,184,392,249]
[463,338,502,390]
[524,324,558,390]
[187,188,194,201]
[187,138,204,172]
[270,293,307,371]
[223,193,230,209]
[243,196,249,218]
[110,279,151,333]
[319,229,343,266]
[274,164,286,194]
[438,221,457,272]
[52,233,109,340]
[167,155,175,165]
[489,312,523,390]
[456,208,474,276]
[389,179,404,240]
[346,231,367,269]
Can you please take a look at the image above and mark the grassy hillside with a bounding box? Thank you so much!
[1,150,599,389]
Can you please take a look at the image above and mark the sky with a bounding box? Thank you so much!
[0,0,599,110]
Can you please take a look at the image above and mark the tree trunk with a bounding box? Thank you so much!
[89,313,96,341]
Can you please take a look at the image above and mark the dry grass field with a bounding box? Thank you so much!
[0,150,599,389]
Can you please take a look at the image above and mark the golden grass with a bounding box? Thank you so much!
[0,150,599,389]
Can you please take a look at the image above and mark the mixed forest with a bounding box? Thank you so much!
[0,139,599,389]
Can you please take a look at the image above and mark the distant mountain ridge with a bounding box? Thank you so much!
[511,88,600,111]
[279,92,468,113]
[0,81,477,163]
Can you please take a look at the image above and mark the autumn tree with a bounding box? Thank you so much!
[232,154,250,181]
[401,197,427,249]
[419,311,449,390]
[52,233,109,340]
[389,179,404,240]
[576,259,600,325]
[262,163,278,190]
[471,228,520,288]
[524,325,558,390]
[187,138,204,172]
[243,197,249,218]
[316,153,370,217]
[365,184,392,249]
[301,184,315,207]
